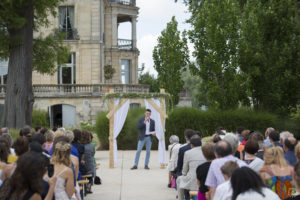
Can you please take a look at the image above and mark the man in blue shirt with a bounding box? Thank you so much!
[283,136,297,166]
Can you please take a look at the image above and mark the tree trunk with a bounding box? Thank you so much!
[1,1,34,128]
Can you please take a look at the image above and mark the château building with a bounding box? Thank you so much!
[0,0,149,127]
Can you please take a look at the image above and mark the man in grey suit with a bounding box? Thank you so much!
[177,135,205,200]
[131,109,155,170]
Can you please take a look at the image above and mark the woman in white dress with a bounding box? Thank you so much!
[51,141,75,200]
[167,135,181,187]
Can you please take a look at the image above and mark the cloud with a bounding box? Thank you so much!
[116,0,193,76]
[137,34,159,76]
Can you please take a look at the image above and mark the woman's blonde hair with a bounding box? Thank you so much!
[295,143,300,161]
[44,130,54,142]
[264,146,288,167]
[54,129,65,139]
[51,141,71,167]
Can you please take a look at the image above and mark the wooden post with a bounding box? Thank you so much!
[160,89,167,169]
[108,89,114,168]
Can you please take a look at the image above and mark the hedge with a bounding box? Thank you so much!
[95,107,300,149]
[165,107,300,144]
[32,109,49,128]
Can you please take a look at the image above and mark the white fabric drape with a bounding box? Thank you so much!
[113,99,130,164]
[144,99,167,164]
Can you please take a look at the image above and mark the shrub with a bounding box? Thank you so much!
[95,108,159,150]
[165,107,300,143]
[32,109,49,128]
[95,111,109,150]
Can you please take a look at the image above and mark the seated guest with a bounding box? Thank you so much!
[211,134,221,144]
[223,133,240,159]
[250,132,265,160]
[1,133,15,155]
[167,135,181,188]
[205,140,247,199]
[236,126,245,143]
[0,137,17,164]
[196,142,216,200]
[264,127,275,147]
[177,135,205,200]
[213,161,239,200]
[285,162,300,200]
[0,152,56,200]
[259,147,293,199]
[231,167,280,200]
[280,131,292,146]
[176,129,195,176]
[44,130,54,153]
[240,130,250,146]
[244,140,264,172]
[269,131,281,147]
[72,129,86,176]
[283,137,297,166]
[295,143,300,161]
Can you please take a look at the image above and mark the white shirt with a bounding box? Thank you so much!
[145,119,150,135]
[236,188,280,200]
[213,180,232,200]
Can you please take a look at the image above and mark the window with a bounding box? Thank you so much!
[121,60,130,84]
[0,59,8,85]
[59,6,75,40]
[58,53,76,84]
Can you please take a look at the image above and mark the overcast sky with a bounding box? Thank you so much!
[118,0,191,76]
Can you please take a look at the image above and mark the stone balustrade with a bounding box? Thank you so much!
[107,0,136,6]
[0,84,149,98]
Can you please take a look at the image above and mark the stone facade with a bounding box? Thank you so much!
[28,0,142,127]
[33,0,139,85]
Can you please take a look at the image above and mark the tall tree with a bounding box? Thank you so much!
[239,0,300,115]
[186,0,250,109]
[0,0,69,128]
[138,71,160,93]
[153,16,190,106]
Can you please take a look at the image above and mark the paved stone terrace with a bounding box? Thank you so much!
[86,150,177,200]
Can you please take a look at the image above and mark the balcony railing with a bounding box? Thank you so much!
[0,84,149,98]
[118,39,132,50]
[107,0,136,6]
[59,28,80,40]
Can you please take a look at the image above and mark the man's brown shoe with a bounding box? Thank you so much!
[144,166,150,170]
[130,165,137,170]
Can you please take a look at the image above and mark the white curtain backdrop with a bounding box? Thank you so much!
[113,99,130,164]
[144,99,167,164]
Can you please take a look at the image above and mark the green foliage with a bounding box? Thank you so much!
[32,109,49,128]
[95,108,159,150]
[239,0,300,115]
[104,65,116,80]
[9,129,20,141]
[33,30,70,74]
[181,0,300,115]
[105,92,170,101]
[165,107,300,143]
[95,112,109,149]
[138,72,160,93]
[153,16,190,106]
[0,0,67,58]
[187,0,249,109]
[181,68,202,106]
[80,122,95,132]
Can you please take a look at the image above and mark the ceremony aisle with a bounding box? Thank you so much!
[87,151,177,200]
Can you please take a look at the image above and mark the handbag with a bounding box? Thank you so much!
[94,176,102,185]
[171,177,176,188]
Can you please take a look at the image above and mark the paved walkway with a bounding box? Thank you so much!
[86,150,177,200]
